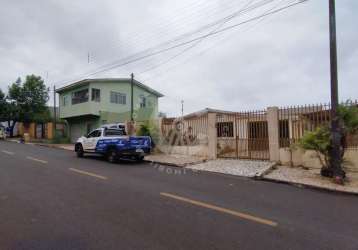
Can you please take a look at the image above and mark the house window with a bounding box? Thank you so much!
[279,120,290,147]
[91,88,101,102]
[72,89,89,105]
[110,91,126,104]
[217,122,234,137]
[62,96,68,106]
[139,95,146,108]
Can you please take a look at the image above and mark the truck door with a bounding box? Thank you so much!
[83,130,102,151]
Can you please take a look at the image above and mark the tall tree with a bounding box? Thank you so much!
[6,75,50,136]
[0,88,7,121]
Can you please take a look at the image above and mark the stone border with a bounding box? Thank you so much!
[262,174,358,196]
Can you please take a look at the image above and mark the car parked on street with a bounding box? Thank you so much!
[0,126,7,140]
[74,127,151,163]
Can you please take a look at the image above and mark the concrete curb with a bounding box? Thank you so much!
[35,143,73,151]
[144,159,207,168]
[261,176,358,196]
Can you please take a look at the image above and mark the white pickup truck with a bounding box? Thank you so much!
[74,127,151,163]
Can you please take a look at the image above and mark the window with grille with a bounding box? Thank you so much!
[72,89,89,105]
[217,122,234,137]
[110,92,126,104]
[139,95,146,108]
[62,95,68,106]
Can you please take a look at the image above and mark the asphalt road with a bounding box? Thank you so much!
[1,141,358,250]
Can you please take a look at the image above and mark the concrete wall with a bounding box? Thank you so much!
[279,148,358,173]
[158,145,209,158]
[17,122,57,140]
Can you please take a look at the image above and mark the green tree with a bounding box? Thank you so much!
[5,75,50,136]
[0,88,7,121]
[299,103,358,179]
[137,120,160,147]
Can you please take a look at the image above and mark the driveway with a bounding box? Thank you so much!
[0,140,358,250]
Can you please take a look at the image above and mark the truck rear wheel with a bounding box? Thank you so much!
[107,148,118,163]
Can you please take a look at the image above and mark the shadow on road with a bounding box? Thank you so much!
[81,154,147,167]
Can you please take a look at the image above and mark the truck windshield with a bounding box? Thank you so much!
[104,129,125,137]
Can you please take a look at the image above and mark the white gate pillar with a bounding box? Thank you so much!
[207,112,217,160]
[267,107,280,162]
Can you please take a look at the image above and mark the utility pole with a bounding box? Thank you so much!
[130,73,134,121]
[181,100,184,117]
[53,85,57,138]
[328,0,343,180]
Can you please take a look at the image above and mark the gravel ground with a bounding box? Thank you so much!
[264,165,358,194]
[186,159,275,177]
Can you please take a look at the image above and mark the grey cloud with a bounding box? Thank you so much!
[0,0,357,117]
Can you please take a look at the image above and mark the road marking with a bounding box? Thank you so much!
[160,192,278,227]
[26,156,48,164]
[1,150,14,155]
[69,168,108,180]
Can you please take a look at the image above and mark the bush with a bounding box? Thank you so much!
[137,120,160,147]
[51,132,70,144]
[298,103,358,178]
[299,126,331,168]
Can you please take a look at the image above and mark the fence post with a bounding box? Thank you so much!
[207,112,217,160]
[267,107,280,162]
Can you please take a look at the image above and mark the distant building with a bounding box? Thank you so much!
[56,78,163,142]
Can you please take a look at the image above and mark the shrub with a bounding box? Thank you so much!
[299,126,331,168]
[137,120,160,147]
[298,103,358,178]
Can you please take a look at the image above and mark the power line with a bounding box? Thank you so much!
[53,0,279,86]
[137,0,257,75]
[55,0,307,87]
[76,0,275,72]
[139,0,293,81]
[89,0,252,59]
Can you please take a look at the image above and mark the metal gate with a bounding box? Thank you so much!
[217,110,269,160]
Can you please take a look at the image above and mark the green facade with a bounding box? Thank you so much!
[57,79,163,142]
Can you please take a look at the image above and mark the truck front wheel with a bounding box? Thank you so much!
[76,144,84,158]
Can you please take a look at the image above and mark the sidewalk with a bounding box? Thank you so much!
[186,159,275,178]
[264,165,358,195]
[37,143,74,151]
[7,139,74,151]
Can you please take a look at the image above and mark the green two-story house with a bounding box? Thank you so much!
[56,78,163,142]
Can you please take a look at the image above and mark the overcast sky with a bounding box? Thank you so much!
[0,0,357,116]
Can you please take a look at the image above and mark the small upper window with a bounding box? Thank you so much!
[110,92,126,104]
[63,96,68,106]
[139,95,146,108]
[91,88,101,102]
